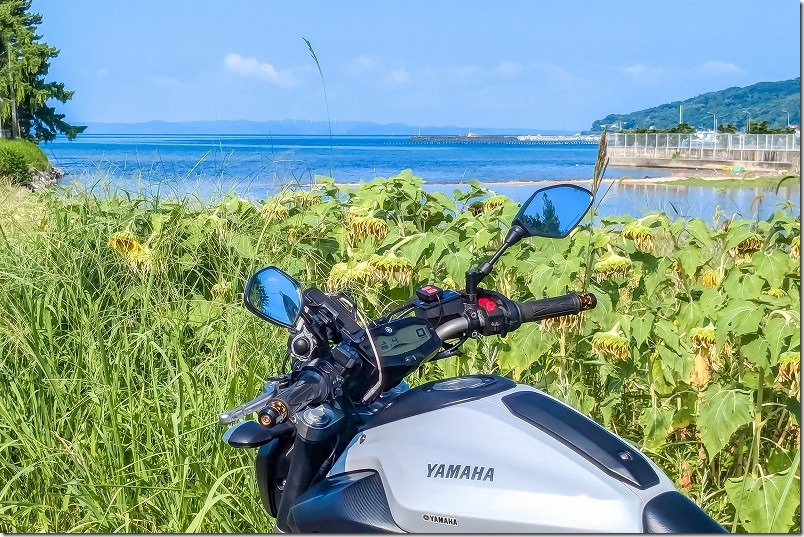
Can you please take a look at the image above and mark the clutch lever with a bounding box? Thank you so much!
[219,379,285,425]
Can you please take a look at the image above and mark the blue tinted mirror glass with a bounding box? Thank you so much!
[514,185,593,238]
[244,267,302,327]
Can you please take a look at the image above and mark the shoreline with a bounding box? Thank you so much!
[332,172,800,189]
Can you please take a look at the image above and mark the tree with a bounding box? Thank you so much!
[717,123,738,134]
[746,119,795,134]
[666,123,695,134]
[0,0,84,141]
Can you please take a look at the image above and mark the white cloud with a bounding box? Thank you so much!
[496,61,523,77]
[224,53,297,87]
[696,61,743,75]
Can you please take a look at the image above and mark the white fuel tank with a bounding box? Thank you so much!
[329,375,677,533]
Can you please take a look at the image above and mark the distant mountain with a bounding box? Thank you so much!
[589,77,800,132]
[81,120,575,136]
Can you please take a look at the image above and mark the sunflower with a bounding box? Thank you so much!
[592,324,629,362]
[688,326,718,388]
[109,231,156,272]
[349,214,389,242]
[763,287,787,298]
[776,351,801,385]
[260,201,289,223]
[623,221,655,254]
[108,231,144,256]
[366,254,414,286]
[701,269,721,288]
[594,252,631,282]
[728,234,763,258]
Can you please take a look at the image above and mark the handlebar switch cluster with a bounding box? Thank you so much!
[475,290,520,337]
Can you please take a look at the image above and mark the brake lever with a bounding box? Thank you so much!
[219,381,280,425]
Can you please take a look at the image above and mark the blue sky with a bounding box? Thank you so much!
[32,0,801,130]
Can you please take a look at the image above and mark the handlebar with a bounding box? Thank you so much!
[435,292,596,341]
[518,292,596,323]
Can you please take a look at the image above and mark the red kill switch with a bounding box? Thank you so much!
[478,297,497,313]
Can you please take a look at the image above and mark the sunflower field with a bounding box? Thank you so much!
[0,169,799,532]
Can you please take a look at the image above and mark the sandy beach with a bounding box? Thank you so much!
[333,170,799,189]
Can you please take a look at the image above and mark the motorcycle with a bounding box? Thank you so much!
[219,184,726,533]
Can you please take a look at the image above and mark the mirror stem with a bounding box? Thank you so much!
[466,225,527,303]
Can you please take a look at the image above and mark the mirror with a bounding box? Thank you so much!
[513,184,593,239]
[244,266,302,327]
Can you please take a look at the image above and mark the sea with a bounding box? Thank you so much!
[41,134,800,220]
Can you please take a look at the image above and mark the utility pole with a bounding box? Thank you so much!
[782,109,791,129]
[707,112,717,133]
[679,104,683,125]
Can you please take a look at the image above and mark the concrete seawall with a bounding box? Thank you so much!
[606,133,800,173]
[608,154,800,173]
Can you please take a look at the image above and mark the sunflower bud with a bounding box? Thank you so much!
[791,236,800,261]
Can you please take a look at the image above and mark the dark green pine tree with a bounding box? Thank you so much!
[0,0,85,141]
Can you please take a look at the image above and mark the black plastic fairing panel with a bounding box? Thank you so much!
[361,375,516,430]
[286,471,403,533]
[502,390,660,489]
[255,439,283,517]
[643,491,727,533]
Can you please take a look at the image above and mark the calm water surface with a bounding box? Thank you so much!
[43,134,799,219]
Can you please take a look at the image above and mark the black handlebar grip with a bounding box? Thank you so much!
[517,292,596,323]
[257,369,328,427]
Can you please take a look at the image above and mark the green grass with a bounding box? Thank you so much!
[0,138,50,172]
[667,175,800,188]
[0,184,289,532]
